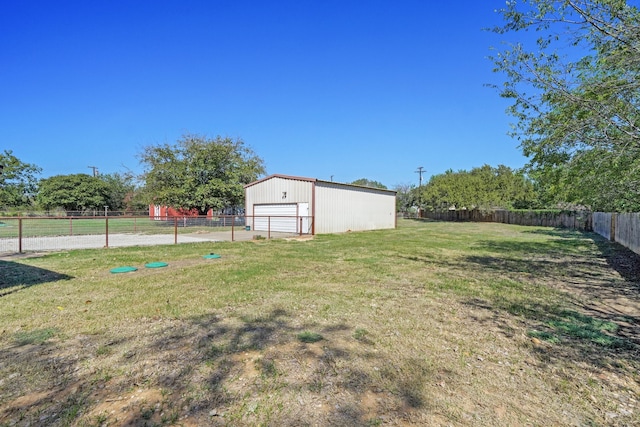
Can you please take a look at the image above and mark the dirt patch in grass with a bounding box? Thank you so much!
[1,221,639,426]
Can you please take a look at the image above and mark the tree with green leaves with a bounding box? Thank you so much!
[350,178,388,189]
[491,0,640,211]
[139,134,265,213]
[393,183,417,214]
[0,150,41,208]
[420,165,537,211]
[37,174,111,212]
[99,171,145,213]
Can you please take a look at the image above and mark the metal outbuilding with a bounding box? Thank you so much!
[244,174,397,235]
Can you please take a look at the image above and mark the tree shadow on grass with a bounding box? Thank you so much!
[0,308,435,426]
[461,295,640,406]
[0,259,72,297]
[525,228,640,282]
[399,226,639,408]
[479,232,639,323]
[438,229,640,391]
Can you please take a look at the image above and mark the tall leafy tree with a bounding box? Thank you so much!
[0,150,41,208]
[139,134,265,213]
[350,178,388,189]
[491,0,640,211]
[393,183,416,214]
[420,165,537,211]
[99,171,142,212]
[37,174,111,212]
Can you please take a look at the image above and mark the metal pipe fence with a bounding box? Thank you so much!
[0,210,150,218]
[0,215,314,254]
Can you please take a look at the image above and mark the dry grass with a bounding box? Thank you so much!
[1,219,639,426]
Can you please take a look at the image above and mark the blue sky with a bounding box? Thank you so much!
[1,0,527,189]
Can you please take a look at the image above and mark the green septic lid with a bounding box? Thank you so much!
[203,253,221,259]
[145,262,168,268]
[110,266,138,274]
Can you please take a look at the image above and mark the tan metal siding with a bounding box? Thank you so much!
[315,183,396,234]
[245,176,313,229]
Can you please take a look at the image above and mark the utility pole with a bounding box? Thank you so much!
[416,166,425,187]
[88,166,99,177]
[415,166,425,217]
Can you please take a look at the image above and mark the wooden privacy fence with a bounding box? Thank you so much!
[593,212,640,255]
[423,210,640,256]
[423,209,593,231]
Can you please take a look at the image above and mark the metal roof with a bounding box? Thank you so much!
[245,174,396,194]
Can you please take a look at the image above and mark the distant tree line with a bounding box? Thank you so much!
[349,178,387,189]
[420,165,537,211]
[0,152,152,215]
[1,136,638,216]
[0,134,265,215]
[0,144,625,215]
[394,165,540,215]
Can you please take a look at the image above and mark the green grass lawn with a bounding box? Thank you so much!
[1,219,638,426]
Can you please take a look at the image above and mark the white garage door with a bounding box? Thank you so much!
[254,204,298,232]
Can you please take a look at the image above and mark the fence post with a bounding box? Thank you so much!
[610,213,616,242]
[299,217,303,236]
[231,217,235,242]
[268,216,271,239]
[174,217,178,244]
[18,218,23,253]
[105,217,109,248]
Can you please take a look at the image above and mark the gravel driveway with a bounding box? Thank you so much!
[0,230,298,254]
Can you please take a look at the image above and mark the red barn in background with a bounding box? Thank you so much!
[149,205,214,220]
